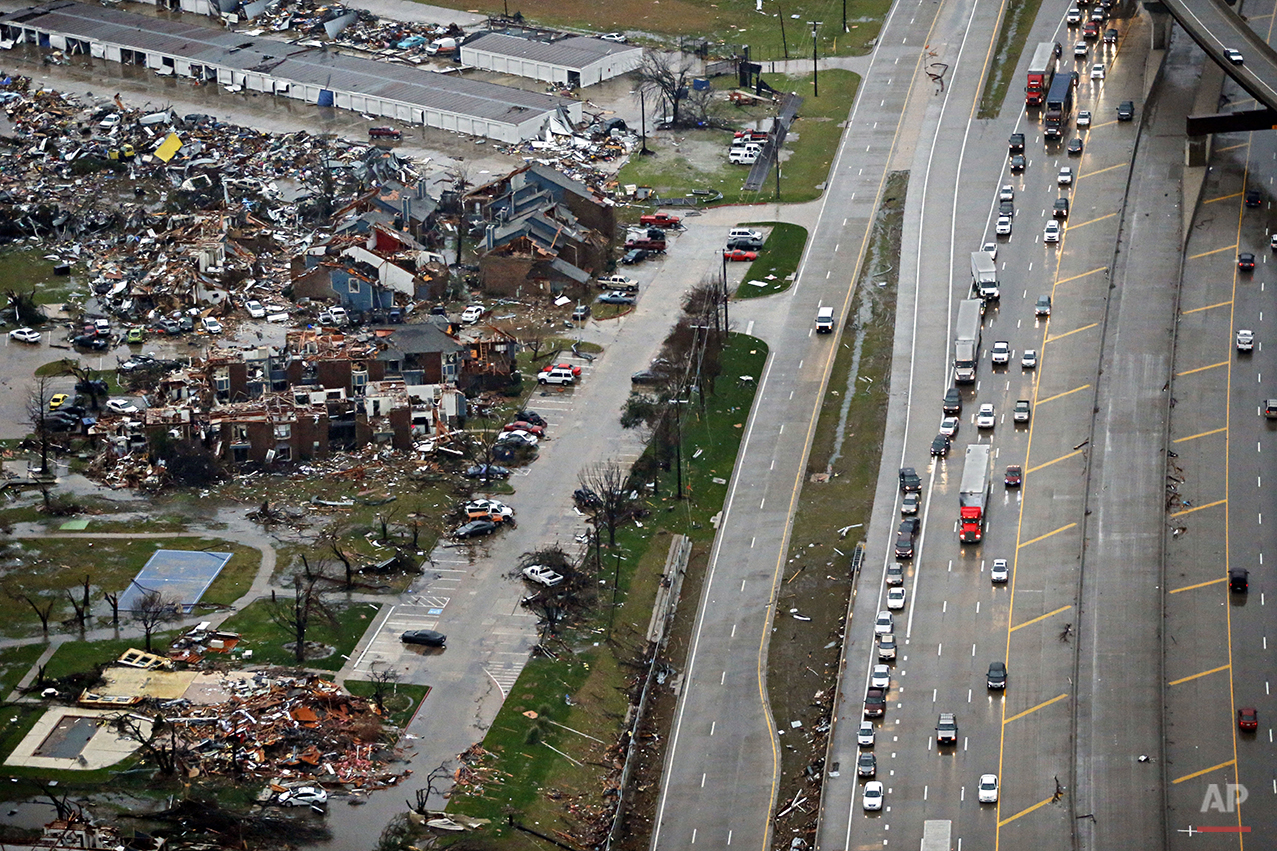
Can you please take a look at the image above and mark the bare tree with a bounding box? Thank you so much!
[64,576,91,628]
[9,587,56,634]
[365,662,402,715]
[109,712,186,776]
[635,51,697,129]
[518,323,549,362]
[321,534,356,589]
[270,572,337,663]
[103,590,121,628]
[131,588,180,652]
[56,359,106,410]
[408,761,454,815]
[25,375,57,477]
[376,506,401,542]
[577,461,634,552]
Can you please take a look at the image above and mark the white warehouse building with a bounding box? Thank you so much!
[0,2,580,143]
[461,32,642,88]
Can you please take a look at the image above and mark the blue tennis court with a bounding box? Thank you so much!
[117,549,233,613]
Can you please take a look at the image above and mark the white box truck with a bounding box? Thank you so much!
[953,298,983,384]
[970,251,999,300]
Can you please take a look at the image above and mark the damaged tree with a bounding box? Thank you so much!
[25,375,57,478]
[271,571,337,663]
[131,588,180,652]
[516,546,589,638]
[8,586,56,634]
[635,51,697,129]
[110,711,187,777]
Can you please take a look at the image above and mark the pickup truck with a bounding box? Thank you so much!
[624,237,666,253]
[936,713,958,744]
[597,274,639,293]
[640,213,681,228]
[864,687,886,717]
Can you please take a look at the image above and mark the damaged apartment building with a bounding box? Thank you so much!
[466,163,616,295]
[126,327,480,465]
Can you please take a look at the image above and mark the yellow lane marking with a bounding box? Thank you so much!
[1205,191,1243,202]
[1066,212,1117,230]
[1056,267,1107,285]
[998,797,1055,828]
[1169,664,1231,686]
[1176,361,1229,377]
[1173,426,1226,444]
[1170,577,1228,594]
[1182,300,1233,315]
[1003,693,1069,725]
[1009,604,1073,633]
[1047,323,1098,343]
[1215,143,1249,152]
[1036,385,1091,405]
[1080,162,1129,180]
[1172,760,1236,785]
[1188,245,1238,259]
[1170,498,1226,518]
[1026,450,1081,474]
[1017,523,1076,549]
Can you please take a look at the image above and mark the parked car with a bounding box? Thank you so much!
[539,362,582,377]
[71,334,109,351]
[598,292,637,305]
[600,31,627,42]
[125,326,145,344]
[8,327,40,343]
[277,786,328,808]
[464,464,510,479]
[723,248,758,262]
[504,421,546,436]
[497,429,539,447]
[522,565,565,586]
[621,249,650,265]
[105,398,139,415]
[48,393,70,410]
[368,126,403,139]
[517,410,547,427]
[453,519,498,539]
[461,304,485,323]
[201,316,223,334]
[245,299,266,318]
[400,629,446,647]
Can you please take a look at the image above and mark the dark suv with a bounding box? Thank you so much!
[1008,133,1025,153]
[1230,568,1249,593]
[943,387,962,414]
[1117,101,1134,121]
[895,518,920,559]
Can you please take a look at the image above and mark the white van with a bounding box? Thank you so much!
[538,367,576,386]
[729,149,759,165]
[815,306,835,333]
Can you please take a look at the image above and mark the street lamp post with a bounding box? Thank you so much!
[809,21,822,97]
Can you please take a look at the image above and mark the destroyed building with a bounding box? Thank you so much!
[0,2,581,142]
[466,163,615,294]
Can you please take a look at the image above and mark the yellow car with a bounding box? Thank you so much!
[48,393,69,410]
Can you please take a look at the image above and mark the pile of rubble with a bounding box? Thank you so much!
[231,0,466,62]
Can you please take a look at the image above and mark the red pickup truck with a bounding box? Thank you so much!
[624,238,666,253]
[640,213,681,228]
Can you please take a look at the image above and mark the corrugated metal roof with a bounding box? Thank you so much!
[463,32,641,70]
[0,2,569,125]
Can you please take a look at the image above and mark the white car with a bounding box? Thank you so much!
[461,304,485,324]
[8,327,40,343]
[983,241,998,260]
[466,498,513,517]
[245,300,266,318]
[105,398,139,415]
[1225,48,1244,65]
[978,774,999,803]
[97,112,121,131]
[991,558,1010,583]
[1058,166,1074,186]
[1067,6,1081,24]
[999,184,1014,202]
[977,403,996,428]
[522,564,564,587]
[862,781,884,811]
[857,721,875,747]
[1044,220,1062,243]
[990,340,1011,364]
[874,611,894,635]
[600,31,627,42]
[277,785,328,808]
[901,492,920,515]
[1237,329,1255,351]
[870,664,891,689]
[1090,6,1105,21]
[940,416,960,436]
[1077,110,1092,127]
[996,215,1013,235]
[1074,41,1088,58]
[1090,63,1105,80]
[496,429,539,446]
[200,316,223,334]
[886,586,906,610]
[1022,349,1038,369]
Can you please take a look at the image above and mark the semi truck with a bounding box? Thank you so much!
[1043,72,1074,138]
[953,298,983,384]
[959,444,992,543]
[921,819,953,851]
[1025,41,1059,107]
[970,251,999,300]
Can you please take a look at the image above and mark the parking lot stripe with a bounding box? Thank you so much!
[1046,322,1098,343]
[1016,522,1076,549]
[1170,498,1226,518]
[1182,300,1233,315]
[1169,664,1231,686]
[1176,360,1229,377]
[1188,244,1239,259]
[997,796,1054,828]
[1026,450,1081,474]
[1002,693,1068,725]
[1173,426,1227,443]
[1169,576,1228,594]
[1035,385,1091,405]
[1171,759,1236,785]
[1010,604,1073,633]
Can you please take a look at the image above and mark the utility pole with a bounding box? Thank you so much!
[842,0,847,34]
[639,89,650,155]
[778,0,789,60]
[809,21,822,97]
[721,251,730,329]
